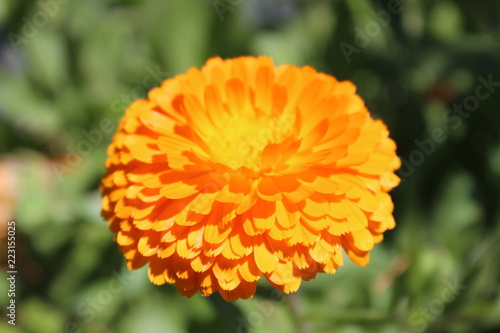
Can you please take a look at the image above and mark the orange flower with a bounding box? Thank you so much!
[100,56,400,301]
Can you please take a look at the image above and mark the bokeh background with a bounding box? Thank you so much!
[1,0,500,332]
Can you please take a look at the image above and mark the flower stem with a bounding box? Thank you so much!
[287,292,313,333]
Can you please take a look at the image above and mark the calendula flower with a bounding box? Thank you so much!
[101,56,400,301]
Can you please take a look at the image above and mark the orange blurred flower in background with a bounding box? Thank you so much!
[100,56,400,301]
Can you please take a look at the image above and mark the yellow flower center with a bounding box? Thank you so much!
[208,109,295,174]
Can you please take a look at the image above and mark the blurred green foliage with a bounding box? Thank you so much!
[1,0,500,332]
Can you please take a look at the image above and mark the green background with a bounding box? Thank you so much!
[1,0,499,332]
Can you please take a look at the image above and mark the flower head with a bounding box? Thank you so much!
[101,56,400,301]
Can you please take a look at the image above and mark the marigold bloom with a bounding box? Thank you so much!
[100,56,400,301]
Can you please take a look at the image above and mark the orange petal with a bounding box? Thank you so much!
[253,237,278,273]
